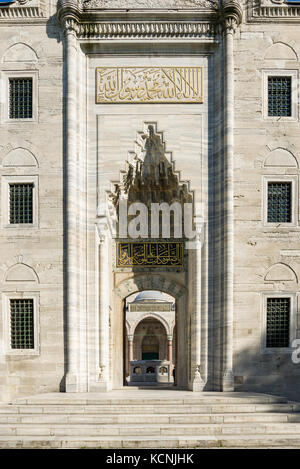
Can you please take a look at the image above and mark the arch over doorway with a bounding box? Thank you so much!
[115,274,186,300]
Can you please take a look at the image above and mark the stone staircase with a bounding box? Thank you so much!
[1,390,300,448]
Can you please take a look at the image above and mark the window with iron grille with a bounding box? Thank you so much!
[267,182,291,223]
[10,299,34,349]
[268,76,292,117]
[266,298,290,348]
[9,78,33,119]
[9,183,34,224]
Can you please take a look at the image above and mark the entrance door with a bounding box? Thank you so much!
[124,290,176,386]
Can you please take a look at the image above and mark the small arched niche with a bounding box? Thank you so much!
[265,263,298,283]
[2,43,38,63]
[5,263,39,283]
[264,148,298,168]
[264,42,298,61]
[2,148,38,168]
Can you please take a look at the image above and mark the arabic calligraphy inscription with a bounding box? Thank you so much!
[117,242,184,267]
[96,67,203,103]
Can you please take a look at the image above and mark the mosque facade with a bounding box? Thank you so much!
[0,0,300,401]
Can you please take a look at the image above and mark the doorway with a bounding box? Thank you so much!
[123,290,177,387]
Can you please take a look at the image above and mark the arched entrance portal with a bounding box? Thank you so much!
[103,123,206,392]
[111,275,189,390]
[124,291,176,386]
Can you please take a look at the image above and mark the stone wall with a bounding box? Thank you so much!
[0,0,300,400]
[0,2,64,401]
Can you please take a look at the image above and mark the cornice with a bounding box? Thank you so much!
[0,0,46,22]
[57,0,243,39]
[78,21,217,39]
[80,0,218,9]
[248,0,300,23]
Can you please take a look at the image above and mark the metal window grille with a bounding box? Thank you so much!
[266,297,290,348]
[9,78,33,119]
[9,183,34,224]
[10,299,34,349]
[268,76,292,117]
[267,182,291,223]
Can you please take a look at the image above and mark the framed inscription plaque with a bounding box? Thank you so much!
[96,67,203,104]
[116,242,184,267]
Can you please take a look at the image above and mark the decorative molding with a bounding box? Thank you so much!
[0,0,46,20]
[16,0,33,5]
[281,250,300,257]
[80,0,218,9]
[57,0,242,40]
[77,20,215,39]
[248,0,300,23]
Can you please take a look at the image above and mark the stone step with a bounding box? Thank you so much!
[1,434,300,449]
[1,403,300,414]
[1,412,300,424]
[1,422,300,437]
[2,392,300,448]
[13,395,288,406]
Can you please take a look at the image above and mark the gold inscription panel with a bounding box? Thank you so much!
[96,67,203,103]
[116,242,184,267]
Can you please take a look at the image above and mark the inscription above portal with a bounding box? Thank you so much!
[96,67,203,104]
[83,0,216,9]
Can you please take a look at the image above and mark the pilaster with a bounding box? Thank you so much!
[219,0,242,392]
[191,221,206,392]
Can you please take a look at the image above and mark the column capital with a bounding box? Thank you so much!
[57,0,81,36]
[215,0,243,34]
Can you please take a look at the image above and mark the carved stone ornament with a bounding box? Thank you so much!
[0,0,45,19]
[260,0,285,5]
[57,0,244,38]
[248,0,300,22]
[109,123,192,210]
[81,0,218,9]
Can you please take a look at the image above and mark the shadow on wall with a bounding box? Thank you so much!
[233,337,300,402]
